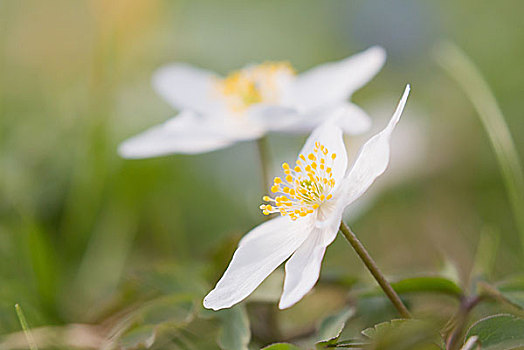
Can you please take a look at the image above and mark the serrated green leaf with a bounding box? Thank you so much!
[315,306,355,343]
[362,319,410,339]
[465,314,524,350]
[119,325,156,350]
[361,276,462,299]
[261,343,301,350]
[362,319,443,350]
[217,304,251,350]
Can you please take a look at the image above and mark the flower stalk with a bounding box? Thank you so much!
[256,136,271,194]
[339,221,411,318]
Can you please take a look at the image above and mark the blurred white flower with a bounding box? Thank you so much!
[118,46,386,158]
[203,85,410,310]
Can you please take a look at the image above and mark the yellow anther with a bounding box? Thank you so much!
[260,141,337,219]
[331,153,337,160]
[218,62,294,114]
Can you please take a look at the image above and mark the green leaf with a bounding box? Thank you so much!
[119,325,156,350]
[362,319,444,349]
[141,295,195,326]
[362,319,410,339]
[217,304,251,350]
[466,314,524,350]
[471,227,500,280]
[361,276,463,298]
[495,276,524,309]
[247,269,284,303]
[261,344,301,350]
[315,306,355,344]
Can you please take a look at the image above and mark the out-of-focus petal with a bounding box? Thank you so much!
[152,63,224,115]
[341,85,410,207]
[278,210,342,309]
[299,121,348,186]
[270,102,372,135]
[203,217,313,311]
[118,111,235,158]
[290,46,386,110]
[246,104,299,132]
[331,103,372,135]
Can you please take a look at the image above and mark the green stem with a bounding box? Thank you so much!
[339,222,411,318]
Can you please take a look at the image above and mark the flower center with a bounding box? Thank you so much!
[260,142,337,221]
[217,62,294,114]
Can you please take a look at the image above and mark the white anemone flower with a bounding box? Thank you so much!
[203,85,410,310]
[118,46,386,158]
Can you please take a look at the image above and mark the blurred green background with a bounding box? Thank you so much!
[1,0,523,347]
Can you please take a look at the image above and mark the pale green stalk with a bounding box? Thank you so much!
[256,137,272,194]
[255,137,282,341]
[15,304,38,350]
[435,42,524,257]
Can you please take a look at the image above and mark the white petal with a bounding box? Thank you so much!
[203,217,313,311]
[290,46,386,110]
[246,104,300,132]
[279,212,342,309]
[152,63,224,115]
[341,85,410,207]
[332,103,372,135]
[271,102,372,135]
[118,111,235,158]
[299,121,348,185]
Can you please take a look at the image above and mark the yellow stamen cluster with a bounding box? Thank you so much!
[217,62,294,114]
[260,142,337,220]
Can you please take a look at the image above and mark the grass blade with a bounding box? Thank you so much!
[435,41,524,258]
[14,304,38,350]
